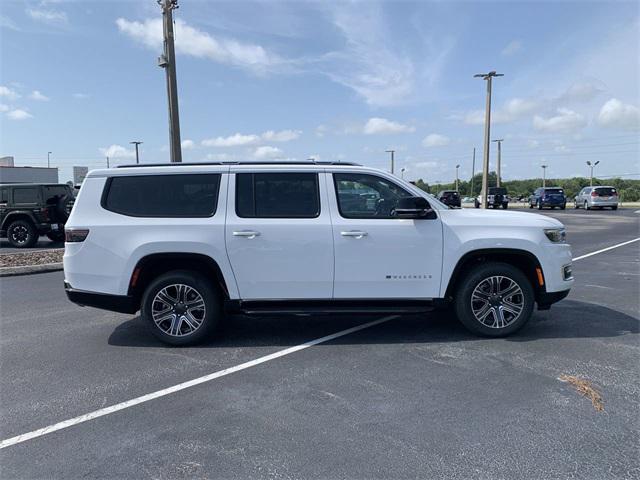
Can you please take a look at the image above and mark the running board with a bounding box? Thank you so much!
[225,299,439,315]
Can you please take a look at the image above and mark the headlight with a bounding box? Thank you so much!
[544,228,566,243]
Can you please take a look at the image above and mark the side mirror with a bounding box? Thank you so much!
[392,196,436,219]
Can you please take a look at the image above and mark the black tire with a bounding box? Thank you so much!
[537,201,543,210]
[474,201,480,208]
[502,203,508,209]
[560,204,566,210]
[612,205,618,210]
[6,219,38,248]
[55,194,74,222]
[574,201,579,209]
[454,262,535,337]
[46,231,65,242]
[584,201,590,210]
[141,270,222,346]
[529,202,533,209]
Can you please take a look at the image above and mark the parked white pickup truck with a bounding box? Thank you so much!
[64,161,573,345]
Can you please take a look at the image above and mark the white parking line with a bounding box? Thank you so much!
[0,315,397,450]
[2,237,639,451]
[572,237,640,261]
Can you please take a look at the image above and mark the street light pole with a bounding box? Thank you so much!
[541,165,547,188]
[492,139,503,187]
[470,147,476,197]
[158,0,182,163]
[47,151,52,168]
[385,150,395,174]
[401,168,406,179]
[130,141,143,164]
[586,160,600,186]
[474,71,503,208]
[455,164,460,192]
[106,156,110,168]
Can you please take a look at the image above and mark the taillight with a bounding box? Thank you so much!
[65,229,89,242]
[591,191,598,197]
[40,207,50,221]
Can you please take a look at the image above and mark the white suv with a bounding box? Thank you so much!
[64,162,573,345]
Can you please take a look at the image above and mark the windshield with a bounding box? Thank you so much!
[594,187,617,196]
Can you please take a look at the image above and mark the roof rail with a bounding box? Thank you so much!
[116,160,361,169]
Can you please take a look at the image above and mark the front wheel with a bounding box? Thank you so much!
[584,201,590,210]
[454,262,535,337]
[141,270,222,346]
[7,219,38,248]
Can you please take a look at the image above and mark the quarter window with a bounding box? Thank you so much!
[103,174,221,217]
[13,187,39,204]
[236,172,320,218]
[333,173,413,219]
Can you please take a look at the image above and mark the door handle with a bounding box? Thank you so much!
[341,230,368,239]
[233,230,261,239]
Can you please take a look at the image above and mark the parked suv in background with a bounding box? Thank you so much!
[529,187,566,210]
[437,190,461,208]
[0,183,75,247]
[574,186,619,210]
[475,187,509,209]
[64,162,573,346]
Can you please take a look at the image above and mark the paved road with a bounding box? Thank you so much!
[0,235,62,252]
[1,209,638,478]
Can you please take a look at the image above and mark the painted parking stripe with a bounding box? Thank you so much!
[0,315,397,450]
[2,238,640,450]
[572,237,640,262]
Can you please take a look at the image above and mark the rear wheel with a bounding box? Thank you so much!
[454,262,535,337]
[560,204,566,210]
[141,270,222,346]
[537,201,543,210]
[7,219,37,248]
[502,203,508,209]
[612,205,618,210]
[584,201,590,210]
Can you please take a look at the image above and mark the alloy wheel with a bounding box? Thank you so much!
[11,225,29,245]
[151,284,206,337]
[470,276,524,329]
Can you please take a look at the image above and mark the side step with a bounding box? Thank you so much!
[225,299,439,315]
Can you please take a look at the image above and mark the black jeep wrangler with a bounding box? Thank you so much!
[0,183,75,248]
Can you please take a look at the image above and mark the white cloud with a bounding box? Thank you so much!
[0,103,9,112]
[29,90,49,101]
[72,93,90,99]
[533,108,587,133]
[26,8,67,25]
[501,40,522,56]
[261,129,301,142]
[0,15,20,31]
[558,82,603,103]
[315,125,327,138]
[116,18,279,73]
[7,109,32,120]
[201,133,261,147]
[0,86,20,101]
[99,144,135,159]
[363,117,415,135]
[597,98,640,131]
[463,97,539,125]
[422,134,450,147]
[181,139,195,149]
[253,146,282,159]
[205,152,234,162]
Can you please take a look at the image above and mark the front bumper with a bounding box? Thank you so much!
[537,289,570,310]
[65,282,138,314]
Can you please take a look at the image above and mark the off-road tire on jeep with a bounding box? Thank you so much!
[454,262,535,337]
[55,194,74,222]
[141,270,222,346]
[7,219,38,248]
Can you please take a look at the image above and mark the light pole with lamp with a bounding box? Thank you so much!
[586,160,600,186]
[541,165,547,188]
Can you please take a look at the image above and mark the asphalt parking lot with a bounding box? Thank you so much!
[1,208,638,479]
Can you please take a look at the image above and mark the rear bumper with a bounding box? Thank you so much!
[537,289,570,310]
[65,282,138,314]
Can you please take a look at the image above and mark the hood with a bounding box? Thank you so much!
[439,208,563,228]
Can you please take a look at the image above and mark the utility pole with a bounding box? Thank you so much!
[586,160,600,186]
[470,147,476,197]
[130,141,143,164]
[47,151,52,168]
[492,139,503,187]
[541,165,547,188]
[385,150,395,174]
[455,164,460,192]
[158,0,182,163]
[474,71,503,208]
[106,156,110,168]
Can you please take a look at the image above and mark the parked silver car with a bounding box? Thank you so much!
[574,186,619,210]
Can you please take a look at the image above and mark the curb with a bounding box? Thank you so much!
[0,263,63,277]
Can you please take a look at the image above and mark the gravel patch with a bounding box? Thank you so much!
[0,249,64,268]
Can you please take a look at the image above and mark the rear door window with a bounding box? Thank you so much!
[236,172,320,218]
[103,174,221,217]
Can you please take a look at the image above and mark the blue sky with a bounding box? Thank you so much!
[1,0,639,184]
